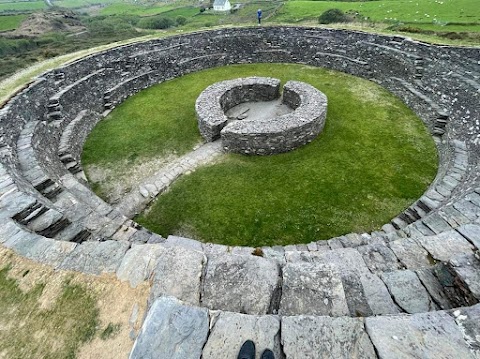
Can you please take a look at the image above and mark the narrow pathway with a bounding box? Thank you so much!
[115,141,224,218]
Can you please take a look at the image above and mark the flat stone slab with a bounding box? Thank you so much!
[282,315,376,358]
[452,304,480,358]
[380,270,436,313]
[279,261,349,316]
[357,242,401,272]
[130,297,209,359]
[365,311,474,359]
[457,224,480,249]
[150,246,206,306]
[416,230,474,262]
[286,249,400,315]
[2,222,78,266]
[388,238,432,268]
[202,312,281,359]
[415,267,453,310]
[201,254,280,314]
[26,208,63,232]
[116,243,166,288]
[57,240,130,274]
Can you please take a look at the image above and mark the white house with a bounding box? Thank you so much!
[213,0,232,12]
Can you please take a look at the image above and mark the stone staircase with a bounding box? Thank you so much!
[0,26,479,358]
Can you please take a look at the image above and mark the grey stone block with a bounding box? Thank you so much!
[341,272,373,317]
[150,246,206,306]
[359,271,401,315]
[439,206,470,228]
[279,261,349,316]
[202,312,281,359]
[357,242,401,272]
[284,249,400,315]
[415,267,453,310]
[380,270,436,313]
[366,311,474,359]
[282,316,376,359]
[389,238,431,268]
[416,230,474,262]
[58,240,130,274]
[261,246,286,265]
[27,208,63,232]
[452,304,480,358]
[457,224,480,249]
[202,243,229,256]
[454,199,480,221]
[165,235,203,251]
[129,297,209,359]
[422,213,452,234]
[202,254,280,315]
[117,244,166,288]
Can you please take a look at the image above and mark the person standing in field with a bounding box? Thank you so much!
[257,9,262,25]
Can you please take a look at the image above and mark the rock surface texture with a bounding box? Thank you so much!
[0,26,479,358]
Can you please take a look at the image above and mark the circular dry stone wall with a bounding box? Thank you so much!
[196,77,328,155]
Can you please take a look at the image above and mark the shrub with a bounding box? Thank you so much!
[318,8,349,24]
[176,15,187,26]
[138,16,175,29]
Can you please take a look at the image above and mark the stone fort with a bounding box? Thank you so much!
[0,26,479,357]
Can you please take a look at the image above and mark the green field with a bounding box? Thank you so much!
[83,63,437,246]
[100,3,176,16]
[0,1,45,12]
[0,14,26,30]
[273,0,480,28]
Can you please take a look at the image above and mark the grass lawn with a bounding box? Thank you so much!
[83,63,437,247]
[0,14,27,31]
[273,0,480,30]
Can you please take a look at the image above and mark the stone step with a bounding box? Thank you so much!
[130,296,480,359]
[12,201,48,224]
[53,221,91,243]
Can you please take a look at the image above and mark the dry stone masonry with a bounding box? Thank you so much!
[196,77,328,154]
[0,26,479,358]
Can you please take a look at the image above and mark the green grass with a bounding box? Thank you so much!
[55,0,119,9]
[82,74,204,165]
[273,0,480,30]
[0,14,27,31]
[0,1,45,12]
[83,63,437,246]
[0,265,98,359]
[100,3,176,16]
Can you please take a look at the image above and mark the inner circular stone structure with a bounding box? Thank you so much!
[196,77,328,155]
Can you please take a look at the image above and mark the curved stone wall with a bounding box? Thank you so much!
[1,27,480,357]
[196,77,281,142]
[196,77,328,154]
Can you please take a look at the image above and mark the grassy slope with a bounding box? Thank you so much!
[273,0,480,28]
[82,63,437,246]
[0,265,98,358]
[0,14,26,30]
